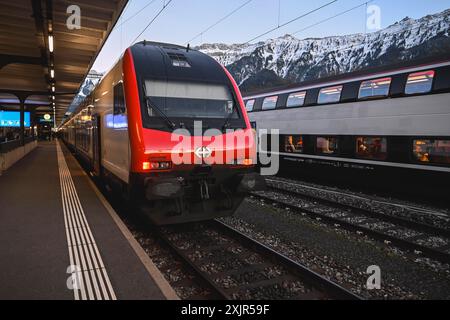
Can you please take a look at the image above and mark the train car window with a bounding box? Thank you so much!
[144,80,239,119]
[316,137,338,155]
[356,137,387,160]
[284,135,303,153]
[245,99,255,112]
[317,86,343,104]
[413,139,450,165]
[358,77,391,99]
[262,96,278,110]
[405,70,435,95]
[286,91,306,108]
[113,82,125,115]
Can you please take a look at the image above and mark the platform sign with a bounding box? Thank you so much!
[39,114,53,123]
[0,111,31,127]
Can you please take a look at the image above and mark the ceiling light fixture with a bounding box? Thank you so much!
[48,35,54,53]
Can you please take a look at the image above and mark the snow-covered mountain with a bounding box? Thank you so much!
[197,9,450,93]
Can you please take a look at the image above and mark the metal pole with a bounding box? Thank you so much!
[19,99,25,146]
[31,108,36,139]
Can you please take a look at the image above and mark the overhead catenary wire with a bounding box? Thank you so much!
[241,20,444,86]
[115,0,159,30]
[131,0,174,45]
[185,0,255,45]
[245,0,339,44]
[246,0,441,57]
[292,0,374,36]
[236,9,445,88]
[120,0,132,18]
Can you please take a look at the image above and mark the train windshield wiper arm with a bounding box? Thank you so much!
[144,96,176,130]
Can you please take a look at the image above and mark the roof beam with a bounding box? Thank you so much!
[0,54,44,69]
[61,0,117,12]
[31,0,47,60]
[0,101,51,107]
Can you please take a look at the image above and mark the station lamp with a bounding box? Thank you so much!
[48,35,54,53]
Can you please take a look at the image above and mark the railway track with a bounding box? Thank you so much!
[267,178,450,222]
[155,220,361,300]
[251,181,450,265]
[265,178,450,238]
[94,174,360,300]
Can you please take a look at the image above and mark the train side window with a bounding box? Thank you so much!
[356,137,387,160]
[318,86,343,104]
[284,135,303,153]
[286,91,306,108]
[245,99,255,112]
[262,96,278,110]
[405,70,435,95]
[358,78,391,99]
[113,82,125,115]
[316,136,338,155]
[413,139,450,165]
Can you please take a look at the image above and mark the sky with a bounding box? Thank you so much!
[91,0,450,73]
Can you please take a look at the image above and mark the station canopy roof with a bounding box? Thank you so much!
[0,0,128,125]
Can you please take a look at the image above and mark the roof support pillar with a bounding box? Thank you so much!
[30,108,36,139]
[19,99,25,146]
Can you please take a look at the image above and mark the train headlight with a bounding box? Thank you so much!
[236,158,253,166]
[143,162,151,170]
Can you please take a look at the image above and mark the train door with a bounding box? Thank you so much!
[92,114,102,177]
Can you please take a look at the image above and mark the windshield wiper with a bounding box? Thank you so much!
[145,97,176,130]
[144,95,176,130]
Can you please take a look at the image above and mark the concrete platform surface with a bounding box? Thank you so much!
[0,141,178,300]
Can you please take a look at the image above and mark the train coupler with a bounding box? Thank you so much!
[145,177,184,200]
[199,179,210,200]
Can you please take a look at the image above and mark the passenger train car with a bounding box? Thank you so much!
[244,59,450,200]
[60,41,264,224]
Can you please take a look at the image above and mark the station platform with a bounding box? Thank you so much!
[0,141,178,300]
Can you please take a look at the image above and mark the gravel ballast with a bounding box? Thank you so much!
[220,197,450,299]
[266,177,450,230]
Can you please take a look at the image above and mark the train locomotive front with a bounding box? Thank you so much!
[112,42,263,224]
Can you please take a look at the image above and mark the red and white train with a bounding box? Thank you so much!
[60,41,264,224]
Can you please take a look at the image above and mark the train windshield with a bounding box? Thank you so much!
[144,80,239,120]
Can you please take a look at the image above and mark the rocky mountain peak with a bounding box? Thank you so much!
[198,9,450,93]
